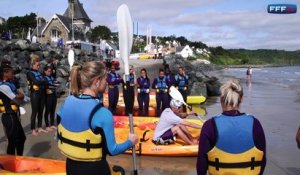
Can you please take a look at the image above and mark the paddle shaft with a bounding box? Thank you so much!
[128,113,138,175]
[187,105,198,116]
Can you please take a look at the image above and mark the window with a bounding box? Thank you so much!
[51,29,61,42]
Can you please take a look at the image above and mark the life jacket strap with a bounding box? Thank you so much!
[58,132,102,152]
[208,157,262,170]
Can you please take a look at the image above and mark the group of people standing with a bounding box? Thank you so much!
[106,64,190,117]
[26,54,59,136]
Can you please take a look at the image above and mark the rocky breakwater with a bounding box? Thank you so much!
[164,55,221,97]
[0,39,101,97]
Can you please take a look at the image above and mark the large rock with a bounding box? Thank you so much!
[0,39,102,97]
[164,55,221,97]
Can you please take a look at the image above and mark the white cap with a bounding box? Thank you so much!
[170,99,183,108]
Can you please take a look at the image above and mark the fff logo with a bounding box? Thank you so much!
[268,4,297,14]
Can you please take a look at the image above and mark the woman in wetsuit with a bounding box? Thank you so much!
[43,65,58,131]
[137,68,150,116]
[27,54,48,136]
[0,64,26,155]
[197,79,266,175]
[57,61,138,175]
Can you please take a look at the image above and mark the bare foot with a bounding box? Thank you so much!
[32,130,38,136]
[38,128,48,133]
[50,126,57,129]
[192,139,199,145]
[46,127,52,132]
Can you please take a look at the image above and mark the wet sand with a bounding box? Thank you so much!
[1,60,300,175]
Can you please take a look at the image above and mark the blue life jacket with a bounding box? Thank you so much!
[108,72,120,87]
[30,70,43,81]
[138,77,149,93]
[0,81,17,94]
[0,81,19,113]
[175,74,188,90]
[129,74,135,85]
[45,75,56,94]
[156,76,167,91]
[207,114,264,175]
[57,95,103,161]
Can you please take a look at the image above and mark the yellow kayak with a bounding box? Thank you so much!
[103,92,206,116]
[114,116,203,156]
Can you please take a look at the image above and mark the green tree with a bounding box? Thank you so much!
[6,13,37,39]
[91,25,112,42]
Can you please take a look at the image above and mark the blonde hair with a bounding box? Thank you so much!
[30,54,40,66]
[220,79,243,108]
[70,61,106,96]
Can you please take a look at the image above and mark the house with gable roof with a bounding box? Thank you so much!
[32,0,92,44]
[175,45,194,58]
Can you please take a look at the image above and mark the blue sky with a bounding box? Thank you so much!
[0,0,299,50]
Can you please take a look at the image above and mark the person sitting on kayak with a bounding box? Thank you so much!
[152,99,201,145]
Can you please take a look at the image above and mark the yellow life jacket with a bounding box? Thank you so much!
[0,99,18,113]
[207,114,264,175]
[0,82,19,113]
[57,124,102,162]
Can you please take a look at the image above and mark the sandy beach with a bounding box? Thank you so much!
[0,60,300,175]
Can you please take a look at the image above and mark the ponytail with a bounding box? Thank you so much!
[70,65,82,96]
[220,79,243,108]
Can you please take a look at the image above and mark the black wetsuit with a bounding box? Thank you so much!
[44,75,57,127]
[0,81,26,155]
[27,69,47,130]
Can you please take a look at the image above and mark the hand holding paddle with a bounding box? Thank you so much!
[169,86,199,117]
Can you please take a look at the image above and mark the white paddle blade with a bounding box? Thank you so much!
[117,4,133,75]
[68,49,75,70]
[19,107,26,115]
[169,86,188,106]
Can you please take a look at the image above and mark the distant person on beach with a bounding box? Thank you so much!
[43,65,59,131]
[296,126,300,149]
[27,54,48,136]
[152,99,201,145]
[0,64,26,155]
[137,68,150,116]
[57,61,138,175]
[246,66,253,80]
[197,79,266,175]
[152,69,171,116]
[106,64,123,114]
[122,65,136,115]
[174,67,189,112]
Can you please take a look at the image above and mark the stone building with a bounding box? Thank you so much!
[33,0,92,45]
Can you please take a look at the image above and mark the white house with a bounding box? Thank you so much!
[0,17,5,25]
[175,45,194,58]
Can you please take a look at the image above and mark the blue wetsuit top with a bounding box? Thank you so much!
[57,94,133,156]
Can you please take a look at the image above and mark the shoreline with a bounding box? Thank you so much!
[221,64,300,68]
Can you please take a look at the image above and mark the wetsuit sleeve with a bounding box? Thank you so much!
[0,85,16,99]
[197,118,215,175]
[146,79,150,88]
[253,118,266,175]
[152,78,157,89]
[91,108,133,156]
[106,73,114,85]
